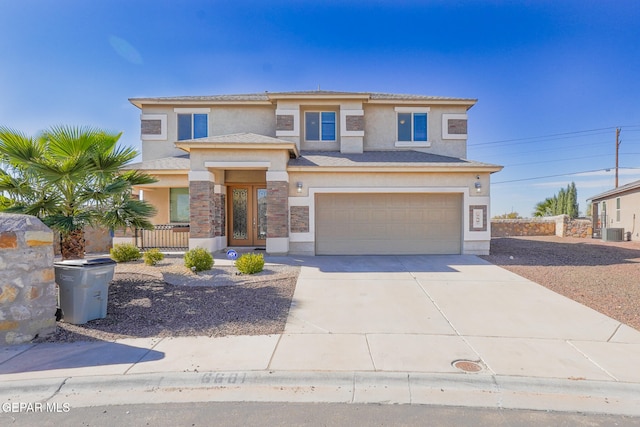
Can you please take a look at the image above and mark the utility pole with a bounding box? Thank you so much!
[615,127,621,188]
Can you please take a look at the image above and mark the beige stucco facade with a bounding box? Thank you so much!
[589,180,640,241]
[126,91,502,255]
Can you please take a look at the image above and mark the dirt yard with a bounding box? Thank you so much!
[37,257,300,343]
[481,236,640,331]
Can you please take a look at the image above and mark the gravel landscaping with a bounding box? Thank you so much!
[38,235,640,343]
[480,236,640,331]
[37,256,299,343]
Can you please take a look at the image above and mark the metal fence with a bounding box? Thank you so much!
[137,224,189,251]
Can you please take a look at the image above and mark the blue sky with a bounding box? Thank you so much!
[2,0,640,217]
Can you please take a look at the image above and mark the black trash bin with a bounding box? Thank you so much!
[54,258,116,325]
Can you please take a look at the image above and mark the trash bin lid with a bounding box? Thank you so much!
[54,257,116,267]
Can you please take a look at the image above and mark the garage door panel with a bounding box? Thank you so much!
[316,193,462,255]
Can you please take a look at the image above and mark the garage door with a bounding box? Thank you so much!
[315,193,462,255]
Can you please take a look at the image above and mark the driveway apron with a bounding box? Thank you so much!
[273,255,640,381]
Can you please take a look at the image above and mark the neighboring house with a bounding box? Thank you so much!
[588,179,640,241]
[122,91,502,255]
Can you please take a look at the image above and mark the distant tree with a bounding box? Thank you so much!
[566,182,579,218]
[492,212,522,219]
[532,182,579,218]
[556,188,566,216]
[533,197,556,217]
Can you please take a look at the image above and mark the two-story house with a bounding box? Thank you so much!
[123,91,502,255]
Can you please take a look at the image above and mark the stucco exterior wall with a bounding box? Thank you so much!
[139,105,276,161]
[189,149,290,173]
[594,192,640,240]
[287,171,490,198]
[287,170,492,255]
[362,104,468,157]
[143,188,170,224]
[209,106,275,137]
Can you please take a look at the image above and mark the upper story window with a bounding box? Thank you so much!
[395,107,430,147]
[177,113,208,140]
[305,111,336,141]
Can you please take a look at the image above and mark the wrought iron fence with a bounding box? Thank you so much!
[137,224,189,250]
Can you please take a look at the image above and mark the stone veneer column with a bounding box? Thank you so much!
[266,170,289,254]
[0,213,56,345]
[188,171,223,252]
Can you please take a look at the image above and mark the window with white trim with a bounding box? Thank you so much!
[177,113,208,140]
[305,111,336,141]
[395,107,430,145]
[616,197,621,222]
[170,188,190,223]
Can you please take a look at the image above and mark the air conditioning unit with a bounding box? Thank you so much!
[602,228,624,242]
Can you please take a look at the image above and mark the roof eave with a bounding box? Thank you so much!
[175,141,299,157]
[287,165,503,173]
[128,98,273,109]
[368,98,477,109]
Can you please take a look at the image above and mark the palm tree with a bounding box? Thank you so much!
[533,197,557,217]
[0,125,157,259]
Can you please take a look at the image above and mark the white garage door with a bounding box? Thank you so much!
[315,193,462,255]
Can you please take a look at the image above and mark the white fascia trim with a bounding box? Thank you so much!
[340,109,364,137]
[275,108,300,137]
[140,114,167,141]
[266,170,289,182]
[394,107,430,113]
[189,171,215,182]
[204,161,271,169]
[174,107,211,113]
[442,113,468,140]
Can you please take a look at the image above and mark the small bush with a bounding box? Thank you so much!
[143,248,165,266]
[110,243,141,262]
[235,253,265,275]
[184,247,214,272]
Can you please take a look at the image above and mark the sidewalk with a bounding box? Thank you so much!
[1,255,640,416]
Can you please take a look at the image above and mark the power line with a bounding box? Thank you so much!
[469,127,616,147]
[492,167,640,185]
[503,153,613,168]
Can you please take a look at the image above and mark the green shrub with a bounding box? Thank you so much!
[143,248,165,266]
[235,253,265,275]
[110,243,141,262]
[184,247,214,272]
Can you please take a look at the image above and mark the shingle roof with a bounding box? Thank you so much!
[588,179,640,201]
[122,155,189,171]
[288,151,501,169]
[176,132,293,145]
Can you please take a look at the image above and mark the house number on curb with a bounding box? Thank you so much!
[201,372,247,384]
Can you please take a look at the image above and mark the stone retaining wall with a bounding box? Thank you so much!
[0,213,56,345]
[491,215,592,238]
[491,218,556,237]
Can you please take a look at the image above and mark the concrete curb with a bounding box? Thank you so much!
[1,371,639,416]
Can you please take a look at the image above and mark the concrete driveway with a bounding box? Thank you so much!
[275,255,640,380]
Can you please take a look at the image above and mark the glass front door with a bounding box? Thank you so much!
[228,185,267,246]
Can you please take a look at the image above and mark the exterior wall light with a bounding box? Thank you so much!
[297,182,303,193]
[475,176,482,193]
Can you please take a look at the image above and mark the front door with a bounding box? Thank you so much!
[228,185,267,246]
